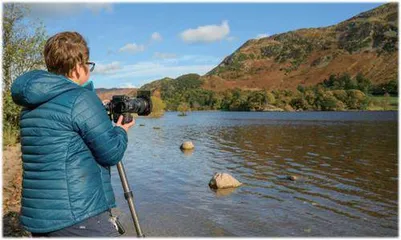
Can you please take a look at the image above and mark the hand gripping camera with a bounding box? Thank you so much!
[105,91,152,124]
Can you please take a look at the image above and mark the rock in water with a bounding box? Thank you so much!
[209,173,242,189]
[287,175,299,181]
[180,141,194,150]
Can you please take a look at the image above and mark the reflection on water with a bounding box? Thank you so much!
[111,111,398,237]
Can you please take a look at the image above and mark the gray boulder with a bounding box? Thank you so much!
[209,173,242,189]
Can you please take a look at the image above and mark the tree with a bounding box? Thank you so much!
[355,73,372,94]
[229,88,249,111]
[149,96,166,117]
[3,4,47,146]
[248,91,266,111]
[177,102,190,116]
[331,90,348,103]
[346,90,368,110]
[323,74,337,89]
[3,3,47,90]
[385,80,398,95]
[264,91,276,105]
[290,96,308,110]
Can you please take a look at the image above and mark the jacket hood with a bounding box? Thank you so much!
[11,70,94,108]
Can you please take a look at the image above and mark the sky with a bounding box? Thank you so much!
[24,2,384,89]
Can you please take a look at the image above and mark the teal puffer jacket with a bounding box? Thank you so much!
[11,70,128,233]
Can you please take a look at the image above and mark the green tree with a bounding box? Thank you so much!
[149,96,166,117]
[3,91,22,145]
[177,102,190,116]
[355,73,372,94]
[331,90,348,103]
[385,80,398,95]
[264,91,276,105]
[3,3,47,146]
[321,93,341,111]
[303,88,316,110]
[229,88,249,111]
[248,91,266,111]
[290,96,308,110]
[346,90,368,109]
[220,90,233,110]
[3,3,47,90]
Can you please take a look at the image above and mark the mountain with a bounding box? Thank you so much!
[200,3,398,91]
[95,88,137,101]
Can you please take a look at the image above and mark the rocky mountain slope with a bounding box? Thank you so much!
[96,88,137,101]
[102,3,397,97]
[202,3,398,91]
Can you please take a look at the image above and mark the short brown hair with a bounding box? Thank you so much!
[44,32,90,76]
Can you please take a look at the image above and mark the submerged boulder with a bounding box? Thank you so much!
[209,173,242,189]
[181,149,194,156]
[287,175,298,181]
[212,188,237,197]
[180,141,194,150]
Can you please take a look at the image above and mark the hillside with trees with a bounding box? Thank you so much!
[202,3,398,91]
[138,3,398,112]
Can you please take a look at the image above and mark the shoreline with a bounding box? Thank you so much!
[2,144,30,237]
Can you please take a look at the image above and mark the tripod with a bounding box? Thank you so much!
[116,161,145,237]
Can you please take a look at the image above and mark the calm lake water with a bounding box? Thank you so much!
[110,111,398,237]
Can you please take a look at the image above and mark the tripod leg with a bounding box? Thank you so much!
[116,162,145,237]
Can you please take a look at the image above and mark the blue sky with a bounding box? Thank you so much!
[26,2,384,88]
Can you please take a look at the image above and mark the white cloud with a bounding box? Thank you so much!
[151,32,162,41]
[255,33,270,39]
[180,20,230,43]
[110,62,214,82]
[120,82,138,88]
[226,36,237,42]
[84,3,113,14]
[119,43,145,54]
[179,55,221,63]
[26,3,113,18]
[93,60,215,88]
[154,52,177,59]
[93,61,122,74]
[92,53,222,87]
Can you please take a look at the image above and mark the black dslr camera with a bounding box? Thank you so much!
[105,91,152,124]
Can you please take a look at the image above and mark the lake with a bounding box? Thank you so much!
[110,111,398,237]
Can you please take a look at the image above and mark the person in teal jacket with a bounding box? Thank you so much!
[11,32,135,237]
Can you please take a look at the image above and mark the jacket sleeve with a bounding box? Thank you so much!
[72,90,128,166]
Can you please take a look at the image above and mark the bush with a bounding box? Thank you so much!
[355,72,372,94]
[372,80,398,95]
[177,102,190,116]
[290,96,309,110]
[321,95,343,111]
[149,96,166,117]
[346,89,368,109]
[3,125,20,147]
[248,91,266,111]
[264,91,276,104]
[330,90,348,103]
[3,91,21,146]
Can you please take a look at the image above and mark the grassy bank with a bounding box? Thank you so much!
[367,95,398,111]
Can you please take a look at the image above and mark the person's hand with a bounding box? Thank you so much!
[116,115,135,133]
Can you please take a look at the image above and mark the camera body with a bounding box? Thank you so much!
[105,91,152,124]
